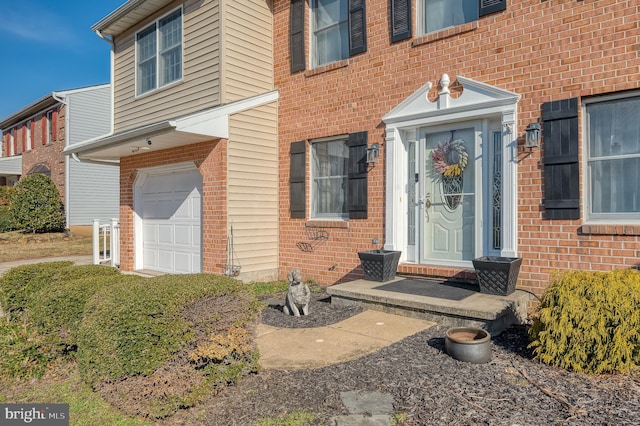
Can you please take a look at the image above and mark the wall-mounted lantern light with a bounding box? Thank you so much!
[366,143,380,163]
[525,123,541,149]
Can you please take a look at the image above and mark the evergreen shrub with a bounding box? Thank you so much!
[529,269,640,374]
[0,205,16,232]
[76,274,258,385]
[10,174,65,233]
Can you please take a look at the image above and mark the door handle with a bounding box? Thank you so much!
[425,192,432,209]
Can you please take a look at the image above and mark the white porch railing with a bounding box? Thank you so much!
[93,218,120,268]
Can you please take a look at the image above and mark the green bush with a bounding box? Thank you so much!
[0,205,16,232]
[529,269,640,374]
[0,318,58,379]
[76,274,257,385]
[0,262,119,317]
[10,174,65,233]
[28,274,135,350]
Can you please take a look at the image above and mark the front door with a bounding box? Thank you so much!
[417,125,480,265]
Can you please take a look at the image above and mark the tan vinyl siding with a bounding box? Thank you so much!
[112,0,220,133]
[221,0,274,103]
[227,102,278,278]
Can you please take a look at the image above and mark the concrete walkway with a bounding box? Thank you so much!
[257,310,435,370]
[0,255,94,276]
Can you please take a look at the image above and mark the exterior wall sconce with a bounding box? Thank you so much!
[525,123,541,149]
[367,143,380,163]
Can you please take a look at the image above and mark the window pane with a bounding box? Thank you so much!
[138,60,157,94]
[313,0,348,66]
[589,97,640,158]
[424,0,478,33]
[137,25,157,94]
[590,157,640,214]
[161,47,182,84]
[312,139,348,216]
[159,10,182,86]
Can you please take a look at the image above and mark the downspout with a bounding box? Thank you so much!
[95,30,116,134]
[51,92,71,229]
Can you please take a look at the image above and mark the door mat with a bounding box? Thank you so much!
[374,279,478,301]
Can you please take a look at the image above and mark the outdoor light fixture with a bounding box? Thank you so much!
[366,143,380,163]
[525,123,541,149]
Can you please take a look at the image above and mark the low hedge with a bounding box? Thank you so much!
[76,273,258,385]
[0,205,16,232]
[0,262,120,317]
[529,269,640,374]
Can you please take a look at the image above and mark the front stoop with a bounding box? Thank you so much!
[327,277,533,336]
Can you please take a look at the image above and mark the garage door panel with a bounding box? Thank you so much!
[158,224,173,244]
[174,252,193,274]
[141,167,202,274]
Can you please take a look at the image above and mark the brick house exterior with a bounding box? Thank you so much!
[1,102,63,191]
[0,86,119,232]
[274,0,640,295]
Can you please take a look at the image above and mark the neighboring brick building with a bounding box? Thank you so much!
[275,0,640,295]
[0,85,119,233]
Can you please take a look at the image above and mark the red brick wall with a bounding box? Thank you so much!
[274,0,640,293]
[118,140,228,274]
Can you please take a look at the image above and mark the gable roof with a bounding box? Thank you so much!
[383,76,520,126]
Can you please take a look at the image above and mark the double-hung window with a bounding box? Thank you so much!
[136,8,182,95]
[585,94,640,221]
[312,137,349,218]
[311,0,349,67]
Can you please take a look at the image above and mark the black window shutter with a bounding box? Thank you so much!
[349,0,367,56]
[348,131,368,219]
[391,0,412,43]
[543,98,580,220]
[290,0,305,73]
[290,140,306,218]
[479,0,506,17]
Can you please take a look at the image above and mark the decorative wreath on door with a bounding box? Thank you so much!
[432,137,468,210]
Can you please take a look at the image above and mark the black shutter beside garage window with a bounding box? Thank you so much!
[290,140,307,218]
[348,131,368,219]
[390,0,412,43]
[290,0,306,73]
[349,0,367,55]
[479,0,507,17]
[543,98,580,220]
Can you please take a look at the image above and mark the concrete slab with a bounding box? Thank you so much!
[332,415,391,426]
[340,391,394,415]
[256,310,435,370]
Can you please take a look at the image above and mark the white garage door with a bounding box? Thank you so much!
[141,168,202,274]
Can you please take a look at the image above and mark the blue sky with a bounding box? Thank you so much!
[0,0,126,120]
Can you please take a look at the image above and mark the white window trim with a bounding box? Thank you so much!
[583,92,640,224]
[9,129,15,156]
[134,6,184,97]
[310,134,349,219]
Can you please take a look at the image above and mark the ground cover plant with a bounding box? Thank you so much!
[529,269,640,374]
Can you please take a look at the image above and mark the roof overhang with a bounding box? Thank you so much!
[63,90,279,162]
[92,0,176,37]
[0,156,22,177]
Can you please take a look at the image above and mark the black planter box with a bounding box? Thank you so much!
[472,256,522,296]
[358,250,401,282]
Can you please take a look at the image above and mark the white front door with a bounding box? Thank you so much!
[417,125,481,265]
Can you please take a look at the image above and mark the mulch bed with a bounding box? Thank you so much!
[162,289,640,426]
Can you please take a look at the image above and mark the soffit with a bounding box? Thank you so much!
[92,0,176,37]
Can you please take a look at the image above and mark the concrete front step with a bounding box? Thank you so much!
[327,277,533,336]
